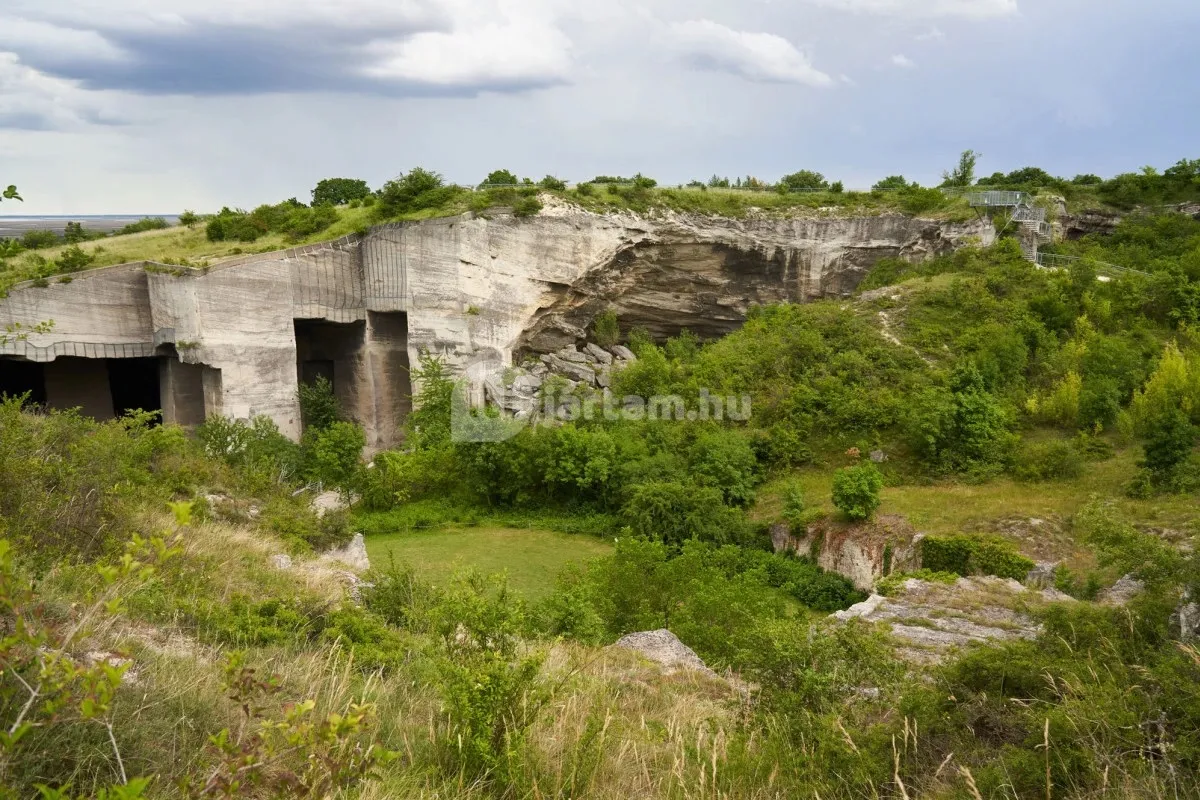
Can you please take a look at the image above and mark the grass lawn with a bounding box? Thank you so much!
[364,526,613,600]
[754,443,1200,568]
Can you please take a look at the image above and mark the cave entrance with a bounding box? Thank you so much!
[108,357,162,420]
[0,359,47,406]
[294,319,367,430]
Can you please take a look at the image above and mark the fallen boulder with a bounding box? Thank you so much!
[613,629,716,677]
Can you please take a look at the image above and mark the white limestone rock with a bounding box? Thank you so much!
[585,343,614,364]
[613,629,716,677]
[320,533,370,573]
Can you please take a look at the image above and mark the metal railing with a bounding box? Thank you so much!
[967,190,1030,208]
[1035,252,1149,277]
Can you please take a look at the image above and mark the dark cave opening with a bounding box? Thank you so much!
[107,357,163,420]
[0,359,47,406]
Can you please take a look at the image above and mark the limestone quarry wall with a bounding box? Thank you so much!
[0,207,993,449]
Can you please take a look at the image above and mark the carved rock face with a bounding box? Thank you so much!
[515,213,992,354]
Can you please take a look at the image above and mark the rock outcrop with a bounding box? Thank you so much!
[0,206,993,450]
[773,515,922,592]
[613,629,716,677]
[835,576,1075,664]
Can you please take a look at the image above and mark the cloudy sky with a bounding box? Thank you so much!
[1,0,1197,214]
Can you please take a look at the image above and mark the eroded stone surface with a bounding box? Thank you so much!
[613,629,716,677]
[0,206,993,453]
[834,576,1076,664]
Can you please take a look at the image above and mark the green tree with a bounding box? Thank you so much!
[298,375,342,432]
[622,481,743,545]
[779,171,829,191]
[538,175,567,191]
[63,221,87,243]
[481,169,519,187]
[1141,407,1196,487]
[941,149,980,188]
[873,175,915,190]
[831,464,884,521]
[307,421,366,492]
[178,209,199,226]
[376,168,458,217]
[688,429,759,507]
[311,178,371,206]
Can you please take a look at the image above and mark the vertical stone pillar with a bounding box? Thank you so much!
[159,357,207,426]
[363,312,412,454]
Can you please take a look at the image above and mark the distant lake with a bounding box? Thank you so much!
[0,215,181,237]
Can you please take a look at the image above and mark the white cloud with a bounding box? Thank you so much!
[361,19,572,87]
[806,0,1017,18]
[0,18,130,63]
[0,53,119,129]
[668,19,832,86]
[916,26,946,40]
[891,53,916,68]
[5,0,448,33]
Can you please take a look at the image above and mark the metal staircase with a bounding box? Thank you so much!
[966,190,1052,261]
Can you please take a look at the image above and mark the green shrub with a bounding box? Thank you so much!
[1141,406,1197,489]
[116,217,168,236]
[512,196,543,218]
[376,167,462,217]
[538,175,567,191]
[876,569,958,595]
[831,464,883,521]
[688,428,759,507]
[592,309,620,348]
[298,375,342,432]
[920,535,1035,580]
[304,421,366,492]
[1011,439,1084,482]
[262,498,354,552]
[55,245,95,273]
[622,481,745,545]
[21,229,59,249]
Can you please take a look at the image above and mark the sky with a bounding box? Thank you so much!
[1,0,1197,214]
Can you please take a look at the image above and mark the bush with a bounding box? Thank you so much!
[55,245,95,273]
[298,375,342,432]
[780,171,828,191]
[1011,439,1084,482]
[592,309,620,348]
[622,481,745,545]
[116,217,168,236]
[481,169,519,187]
[178,209,199,226]
[538,175,567,191]
[1141,406,1197,488]
[512,196,543,218]
[688,428,759,506]
[831,464,883,521]
[21,229,59,249]
[920,535,1035,580]
[305,421,366,493]
[262,497,354,552]
[376,167,462,217]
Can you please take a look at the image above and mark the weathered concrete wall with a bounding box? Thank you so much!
[0,207,993,448]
